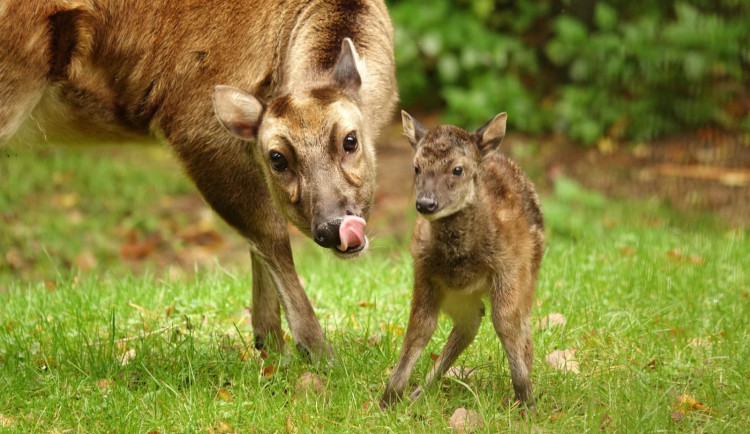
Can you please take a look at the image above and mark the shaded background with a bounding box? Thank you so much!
[383,0,750,225]
[1,0,749,283]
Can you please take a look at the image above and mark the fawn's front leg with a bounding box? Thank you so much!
[409,292,485,401]
[380,277,440,409]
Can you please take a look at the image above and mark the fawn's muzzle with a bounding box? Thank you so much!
[416,196,438,214]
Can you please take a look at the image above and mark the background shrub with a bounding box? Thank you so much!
[388,0,750,144]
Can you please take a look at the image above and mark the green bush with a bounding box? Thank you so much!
[388,0,750,144]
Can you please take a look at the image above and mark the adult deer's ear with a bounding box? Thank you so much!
[401,110,428,149]
[474,112,507,155]
[332,38,362,92]
[212,85,264,139]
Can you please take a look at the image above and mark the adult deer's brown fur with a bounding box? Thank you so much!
[0,0,397,360]
[380,111,545,409]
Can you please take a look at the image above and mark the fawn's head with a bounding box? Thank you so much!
[212,39,373,257]
[402,110,507,220]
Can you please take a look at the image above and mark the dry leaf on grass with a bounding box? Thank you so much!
[96,378,114,392]
[445,366,476,380]
[73,251,98,271]
[121,348,136,366]
[5,248,25,270]
[539,313,566,329]
[449,408,484,433]
[0,414,16,428]
[545,349,580,374]
[689,337,711,348]
[285,415,297,434]
[213,421,234,433]
[366,332,382,346]
[217,388,232,402]
[295,372,326,395]
[262,364,277,378]
[674,394,711,414]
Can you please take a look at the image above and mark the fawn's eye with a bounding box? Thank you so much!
[414,166,420,175]
[343,132,358,153]
[269,151,288,172]
[452,166,464,176]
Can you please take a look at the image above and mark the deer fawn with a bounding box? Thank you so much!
[381,111,545,409]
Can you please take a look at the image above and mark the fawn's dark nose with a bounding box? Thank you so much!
[416,197,438,214]
[313,218,342,248]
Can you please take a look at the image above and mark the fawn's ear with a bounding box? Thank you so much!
[332,38,362,93]
[213,85,264,140]
[474,112,507,155]
[401,110,428,149]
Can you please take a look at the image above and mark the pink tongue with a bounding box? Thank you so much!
[337,215,366,251]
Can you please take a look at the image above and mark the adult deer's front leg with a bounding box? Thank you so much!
[169,134,330,361]
[252,223,332,362]
[250,250,284,352]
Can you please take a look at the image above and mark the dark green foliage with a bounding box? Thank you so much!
[389,0,750,144]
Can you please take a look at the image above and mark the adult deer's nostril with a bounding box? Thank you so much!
[313,219,342,248]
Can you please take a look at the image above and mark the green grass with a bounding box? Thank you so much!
[1,145,748,432]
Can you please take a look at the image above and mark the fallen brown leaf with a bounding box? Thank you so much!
[295,372,326,395]
[214,421,234,433]
[366,332,383,346]
[0,413,16,428]
[545,349,580,374]
[96,378,114,392]
[218,388,232,402]
[539,313,566,329]
[670,410,685,423]
[445,366,476,380]
[262,365,277,377]
[674,394,711,413]
[449,408,484,433]
[73,251,98,271]
[688,254,705,265]
[52,193,79,209]
[430,352,439,362]
[358,301,375,308]
[120,230,160,260]
[689,337,711,348]
[285,415,297,434]
[5,248,25,270]
[121,348,136,366]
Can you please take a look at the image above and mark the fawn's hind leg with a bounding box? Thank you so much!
[409,292,484,401]
[490,279,535,407]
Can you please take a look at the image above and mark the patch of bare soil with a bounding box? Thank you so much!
[541,131,750,227]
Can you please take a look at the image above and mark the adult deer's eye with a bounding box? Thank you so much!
[269,151,288,172]
[414,166,420,175]
[343,132,358,152]
[452,166,464,176]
